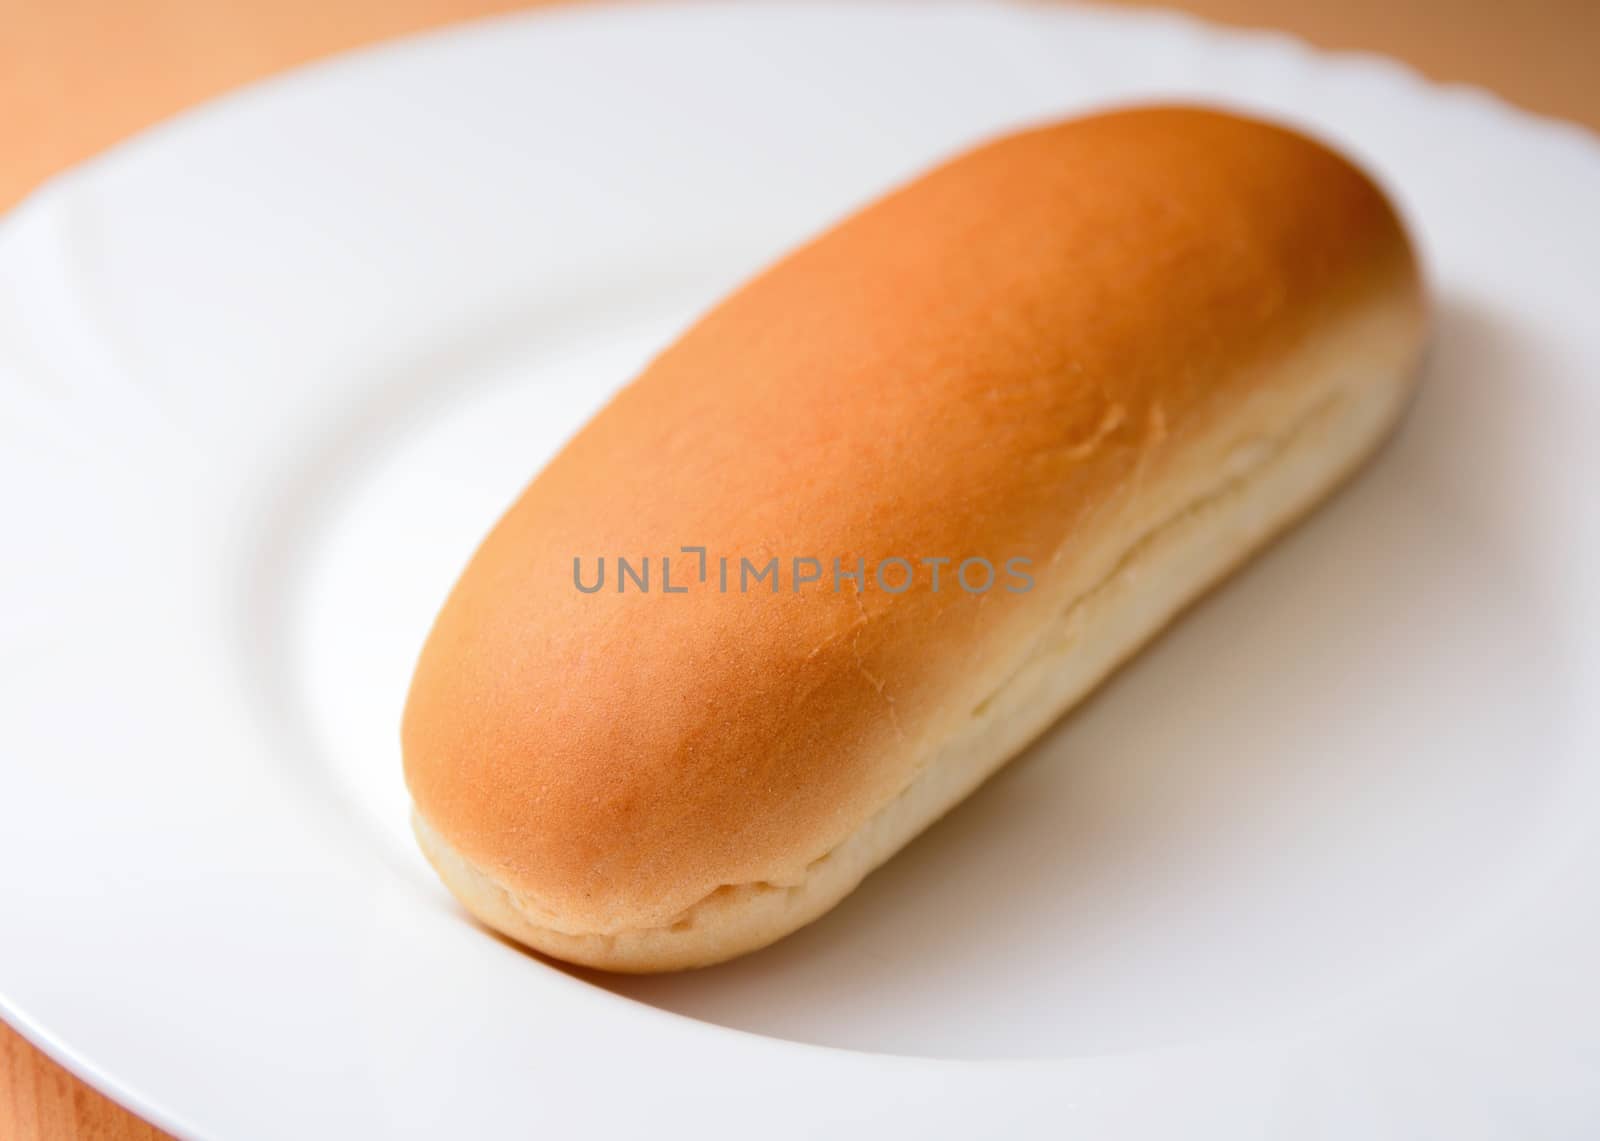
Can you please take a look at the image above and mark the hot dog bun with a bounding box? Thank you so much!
[403,106,1428,972]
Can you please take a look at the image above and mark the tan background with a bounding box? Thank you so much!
[2,0,1596,1136]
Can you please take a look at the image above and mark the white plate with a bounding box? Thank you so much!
[3,2,1598,1137]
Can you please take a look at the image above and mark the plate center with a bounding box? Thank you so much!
[265,293,1576,1059]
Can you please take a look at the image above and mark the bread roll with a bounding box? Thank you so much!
[403,106,1427,971]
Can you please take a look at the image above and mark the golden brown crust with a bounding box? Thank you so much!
[402,105,1425,949]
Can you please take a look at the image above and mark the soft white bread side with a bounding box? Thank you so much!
[404,106,1428,972]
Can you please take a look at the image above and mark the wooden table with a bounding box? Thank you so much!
[2,1,1595,1136]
